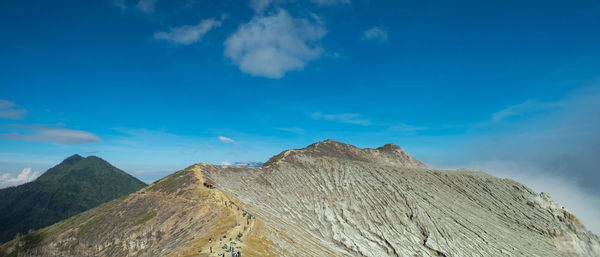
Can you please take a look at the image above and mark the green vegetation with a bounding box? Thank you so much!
[21,230,46,249]
[80,216,105,235]
[133,211,157,226]
[0,155,147,243]
[148,169,189,194]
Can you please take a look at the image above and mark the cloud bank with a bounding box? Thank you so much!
[430,86,600,235]
[464,160,600,235]
[224,9,326,78]
[0,168,40,189]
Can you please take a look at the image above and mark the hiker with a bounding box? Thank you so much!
[210,246,212,253]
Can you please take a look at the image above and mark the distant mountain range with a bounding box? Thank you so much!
[0,154,146,243]
[230,161,264,167]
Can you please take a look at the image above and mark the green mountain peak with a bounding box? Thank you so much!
[61,154,84,165]
[0,155,146,243]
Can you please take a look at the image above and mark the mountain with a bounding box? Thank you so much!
[1,140,599,256]
[230,161,264,167]
[0,155,146,243]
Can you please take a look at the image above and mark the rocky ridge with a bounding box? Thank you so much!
[1,140,599,256]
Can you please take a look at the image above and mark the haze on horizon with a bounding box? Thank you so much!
[1,0,599,234]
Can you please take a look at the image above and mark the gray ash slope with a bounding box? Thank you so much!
[202,139,600,256]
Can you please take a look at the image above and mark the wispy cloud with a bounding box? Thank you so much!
[387,124,428,132]
[154,19,221,45]
[310,112,371,125]
[363,26,389,42]
[135,0,156,14]
[0,168,40,189]
[0,100,28,120]
[492,100,563,122]
[0,125,100,144]
[224,9,326,78]
[218,136,235,144]
[277,127,305,134]
[250,0,349,12]
[311,0,350,6]
[250,0,276,12]
[114,0,156,14]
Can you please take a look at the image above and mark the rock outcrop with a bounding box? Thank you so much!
[2,140,599,256]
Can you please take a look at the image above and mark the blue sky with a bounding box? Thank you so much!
[1,0,600,232]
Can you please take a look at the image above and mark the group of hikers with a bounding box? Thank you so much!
[206,203,255,257]
[208,235,243,257]
[208,236,241,257]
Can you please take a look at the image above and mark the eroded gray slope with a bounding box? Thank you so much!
[203,140,600,256]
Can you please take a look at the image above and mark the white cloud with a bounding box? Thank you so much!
[0,100,28,120]
[224,9,326,78]
[154,19,221,45]
[0,125,100,144]
[310,112,371,125]
[135,0,156,14]
[0,168,40,189]
[218,136,235,144]
[492,100,563,122]
[363,26,389,42]
[220,161,232,166]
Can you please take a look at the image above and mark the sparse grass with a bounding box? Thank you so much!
[80,216,105,235]
[148,169,190,194]
[133,211,157,226]
[22,233,44,248]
